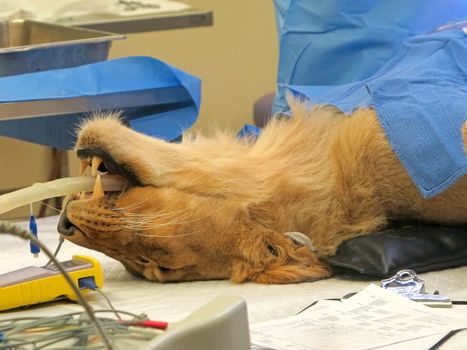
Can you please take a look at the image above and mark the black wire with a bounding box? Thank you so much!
[295,299,341,315]
[427,329,466,350]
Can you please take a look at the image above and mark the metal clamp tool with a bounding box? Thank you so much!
[381,269,452,308]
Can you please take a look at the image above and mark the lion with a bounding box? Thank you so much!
[57,102,467,284]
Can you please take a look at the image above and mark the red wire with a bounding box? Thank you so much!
[139,320,169,330]
[122,320,169,330]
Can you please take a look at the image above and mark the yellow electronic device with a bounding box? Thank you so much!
[0,255,103,311]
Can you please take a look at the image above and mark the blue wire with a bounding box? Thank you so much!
[29,204,40,256]
[78,277,98,291]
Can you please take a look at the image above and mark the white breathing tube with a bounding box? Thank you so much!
[0,175,125,215]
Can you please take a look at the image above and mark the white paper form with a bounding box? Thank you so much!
[251,284,467,350]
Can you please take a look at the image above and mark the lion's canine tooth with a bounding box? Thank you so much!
[79,191,86,200]
[80,159,90,176]
[91,156,103,176]
[91,174,104,199]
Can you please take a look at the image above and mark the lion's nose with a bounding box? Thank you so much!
[57,207,76,236]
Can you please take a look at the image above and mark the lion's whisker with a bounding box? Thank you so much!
[121,215,198,230]
[39,201,63,214]
[120,209,198,227]
[122,220,198,231]
[106,187,228,235]
[121,209,188,219]
[117,180,129,199]
[122,209,194,222]
[132,229,201,238]
[119,205,198,223]
[116,186,223,213]
[110,197,149,211]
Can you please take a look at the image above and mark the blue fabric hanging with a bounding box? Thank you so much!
[0,56,201,149]
[273,0,467,114]
[289,22,467,198]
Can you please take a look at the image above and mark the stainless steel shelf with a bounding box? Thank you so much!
[68,8,213,34]
[0,87,189,121]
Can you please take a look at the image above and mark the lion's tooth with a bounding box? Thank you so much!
[91,174,104,199]
[80,159,90,176]
[91,156,103,176]
[79,191,86,200]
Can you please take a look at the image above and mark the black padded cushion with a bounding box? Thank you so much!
[325,225,467,277]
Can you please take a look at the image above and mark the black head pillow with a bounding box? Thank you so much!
[325,224,467,277]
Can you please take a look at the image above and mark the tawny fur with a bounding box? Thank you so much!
[60,103,467,284]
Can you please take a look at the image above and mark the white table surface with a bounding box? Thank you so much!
[2,215,467,349]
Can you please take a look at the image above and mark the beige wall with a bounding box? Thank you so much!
[109,0,278,132]
[0,138,53,219]
[0,0,279,219]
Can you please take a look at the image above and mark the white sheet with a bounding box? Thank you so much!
[251,285,467,350]
[1,215,467,349]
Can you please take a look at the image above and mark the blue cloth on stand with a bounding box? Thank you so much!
[273,0,467,114]
[289,23,467,198]
[0,56,201,149]
[237,124,261,141]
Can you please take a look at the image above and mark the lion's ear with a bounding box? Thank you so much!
[231,229,331,284]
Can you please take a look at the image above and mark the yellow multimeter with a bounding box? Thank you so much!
[0,255,103,311]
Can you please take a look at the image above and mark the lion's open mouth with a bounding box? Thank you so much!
[68,148,138,201]
[77,148,143,186]
[57,148,140,236]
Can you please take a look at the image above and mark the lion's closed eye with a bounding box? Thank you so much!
[137,257,151,265]
[158,265,174,273]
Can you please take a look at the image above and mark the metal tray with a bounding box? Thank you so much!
[0,19,125,77]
